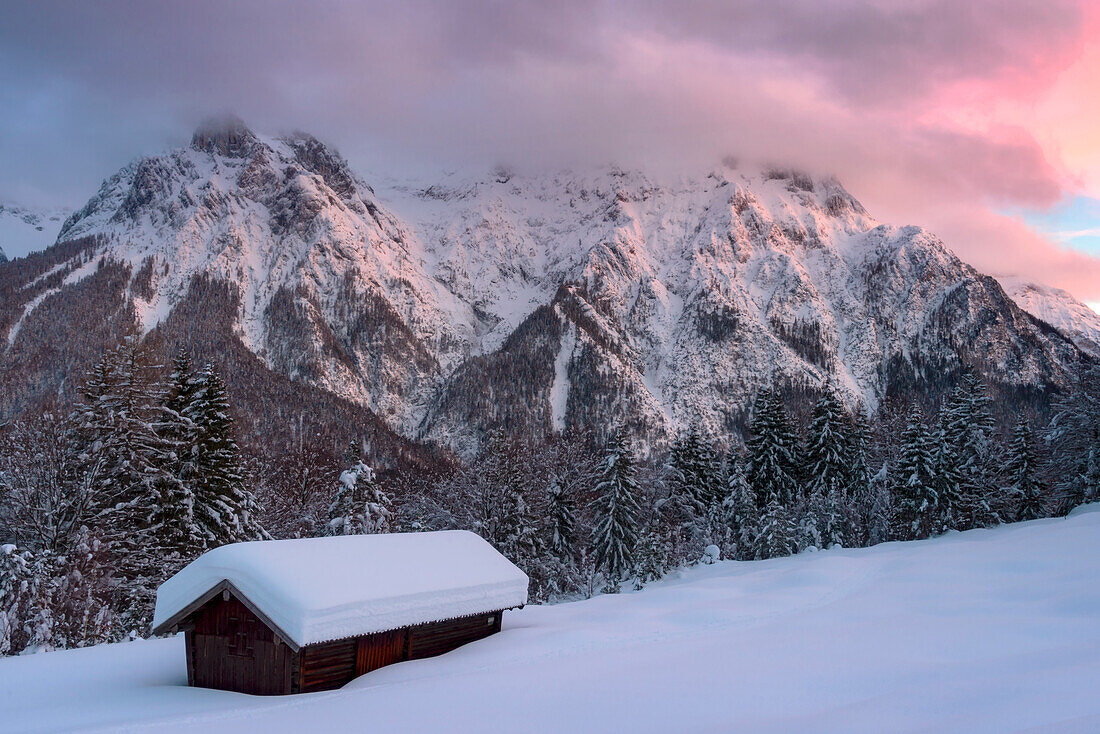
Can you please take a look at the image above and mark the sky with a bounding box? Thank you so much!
[1,0,1099,309]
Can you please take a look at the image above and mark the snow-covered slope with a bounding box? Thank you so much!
[1,119,1090,453]
[0,202,70,260]
[4,506,1099,733]
[998,276,1100,357]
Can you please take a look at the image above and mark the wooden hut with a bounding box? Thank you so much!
[151,530,529,695]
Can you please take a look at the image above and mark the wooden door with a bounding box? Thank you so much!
[355,628,408,675]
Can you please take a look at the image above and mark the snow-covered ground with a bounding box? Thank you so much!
[3,507,1099,733]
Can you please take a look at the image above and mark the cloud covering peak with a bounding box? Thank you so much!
[1,0,1098,298]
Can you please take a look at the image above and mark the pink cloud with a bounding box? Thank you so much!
[1,0,1098,300]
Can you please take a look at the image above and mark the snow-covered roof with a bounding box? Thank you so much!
[152,531,529,648]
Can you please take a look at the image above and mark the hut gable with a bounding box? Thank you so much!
[153,530,530,648]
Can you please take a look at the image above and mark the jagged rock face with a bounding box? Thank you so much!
[53,121,463,432]
[190,115,259,158]
[3,122,1092,456]
[397,170,1088,451]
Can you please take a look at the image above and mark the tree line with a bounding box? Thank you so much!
[398,370,1098,599]
[2,335,1098,655]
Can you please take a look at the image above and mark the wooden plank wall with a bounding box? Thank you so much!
[356,629,408,675]
[190,596,293,695]
[408,612,502,661]
[298,639,358,693]
[296,612,504,692]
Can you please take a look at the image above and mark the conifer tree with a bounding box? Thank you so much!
[720,451,758,560]
[69,337,174,631]
[844,407,874,544]
[157,353,203,557]
[1084,443,1100,506]
[932,424,963,534]
[0,545,36,655]
[865,463,893,546]
[590,434,642,587]
[326,461,393,535]
[801,391,855,548]
[803,391,852,500]
[746,389,799,507]
[547,481,577,563]
[755,499,797,559]
[1045,364,1100,510]
[847,407,872,499]
[1005,418,1045,521]
[893,407,938,540]
[798,488,826,551]
[184,364,264,546]
[663,428,708,533]
[941,375,998,529]
[662,426,720,551]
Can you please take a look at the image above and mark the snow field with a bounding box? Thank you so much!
[2,506,1099,733]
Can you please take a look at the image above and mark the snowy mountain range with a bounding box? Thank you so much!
[0,201,71,262]
[0,118,1094,454]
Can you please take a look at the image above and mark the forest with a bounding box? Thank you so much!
[1,337,1098,655]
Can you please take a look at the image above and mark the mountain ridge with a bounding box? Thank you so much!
[1,119,1092,455]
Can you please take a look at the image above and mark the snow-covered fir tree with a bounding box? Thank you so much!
[183,364,264,547]
[1085,444,1100,505]
[1005,418,1045,521]
[746,389,799,508]
[941,375,998,529]
[844,407,875,545]
[1045,364,1100,512]
[755,499,798,559]
[326,461,393,535]
[661,426,717,553]
[68,337,175,632]
[547,481,577,563]
[0,545,36,655]
[931,424,963,534]
[720,451,759,560]
[157,353,204,557]
[893,407,939,540]
[803,391,853,499]
[590,433,642,587]
[847,407,873,498]
[801,391,855,548]
[490,446,542,571]
[864,463,893,546]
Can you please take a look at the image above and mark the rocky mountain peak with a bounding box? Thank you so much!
[190,115,258,158]
[281,131,362,202]
[6,126,1092,457]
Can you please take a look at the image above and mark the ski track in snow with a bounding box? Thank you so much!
[3,506,1099,734]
